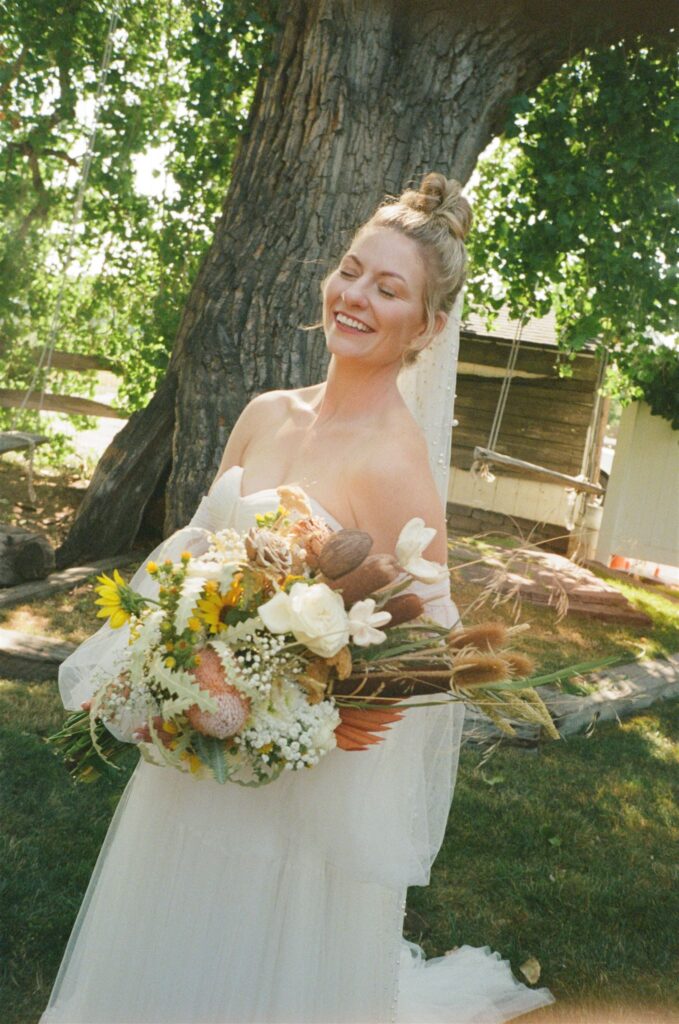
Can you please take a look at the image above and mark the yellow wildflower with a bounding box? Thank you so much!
[146,561,158,574]
[181,750,203,774]
[165,656,176,669]
[188,617,202,632]
[282,573,305,590]
[196,577,243,634]
[94,569,130,629]
[180,551,192,563]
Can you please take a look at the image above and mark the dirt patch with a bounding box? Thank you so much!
[0,458,88,548]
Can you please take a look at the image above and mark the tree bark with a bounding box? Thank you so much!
[58,0,678,564]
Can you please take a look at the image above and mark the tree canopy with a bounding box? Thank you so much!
[467,42,679,426]
[1,1,677,467]
[0,0,272,439]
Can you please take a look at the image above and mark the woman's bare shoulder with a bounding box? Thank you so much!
[347,417,447,562]
[238,385,318,429]
[216,386,320,485]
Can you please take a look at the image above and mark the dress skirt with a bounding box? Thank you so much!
[41,728,554,1024]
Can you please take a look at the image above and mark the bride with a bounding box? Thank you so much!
[41,173,554,1023]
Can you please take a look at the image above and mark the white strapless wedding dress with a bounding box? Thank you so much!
[41,466,554,1023]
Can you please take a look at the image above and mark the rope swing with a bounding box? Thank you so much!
[470,313,605,497]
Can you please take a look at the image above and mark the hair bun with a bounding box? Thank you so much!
[401,172,472,241]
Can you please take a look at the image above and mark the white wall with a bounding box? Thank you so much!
[596,402,679,568]
[448,468,575,528]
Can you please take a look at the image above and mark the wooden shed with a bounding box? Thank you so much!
[448,309,607,552]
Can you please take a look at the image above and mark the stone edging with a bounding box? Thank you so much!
[462,653,679,743]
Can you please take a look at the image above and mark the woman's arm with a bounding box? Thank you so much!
[211,390,285,488]
[346,440,449,564]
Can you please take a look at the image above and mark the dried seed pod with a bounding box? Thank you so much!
[447,621,507,652]
[318,529,373,579]
[504,652,534,678]
[324,553,401,608]
[381,592,424,626]
[451,654,509,688]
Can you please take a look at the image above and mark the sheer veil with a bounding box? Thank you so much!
[397,292,461,506]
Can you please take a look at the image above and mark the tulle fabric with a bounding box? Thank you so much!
[42,466,554,1023]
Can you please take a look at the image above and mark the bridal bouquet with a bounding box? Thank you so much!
[48,484,558,786]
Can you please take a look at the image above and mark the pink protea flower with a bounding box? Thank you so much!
[187,647,250,739]
[289,516,334,570]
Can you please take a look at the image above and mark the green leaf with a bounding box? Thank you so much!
[193,734,231,784]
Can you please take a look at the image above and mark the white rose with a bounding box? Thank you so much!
[259,581,350,658]
[396,517,449,583]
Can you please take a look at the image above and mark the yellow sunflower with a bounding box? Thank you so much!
[94,569,131,629]
[196,576,243,633]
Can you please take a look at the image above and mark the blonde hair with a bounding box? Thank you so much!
[352,172,472,367]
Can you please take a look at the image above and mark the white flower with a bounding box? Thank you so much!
[347,598,392,647]
[396,517,448,582]
[258,581,350,658]
[185,558,239,590]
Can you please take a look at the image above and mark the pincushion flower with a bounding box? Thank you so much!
[347,598,392,647]
[258,581,350,658]
[395,518,448,583]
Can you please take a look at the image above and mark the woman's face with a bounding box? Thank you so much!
[322,227,430,367]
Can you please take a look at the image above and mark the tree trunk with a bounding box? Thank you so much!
[58,0,678,565]
[56,369,177,567]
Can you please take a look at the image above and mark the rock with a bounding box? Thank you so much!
[0,526,55,586]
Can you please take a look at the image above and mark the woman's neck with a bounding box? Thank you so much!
[310,355,403,428]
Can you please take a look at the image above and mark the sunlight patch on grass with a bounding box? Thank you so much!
[619,712,679,765]
[1,606,52,635]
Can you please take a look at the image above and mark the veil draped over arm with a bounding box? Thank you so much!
[58,490,227,712]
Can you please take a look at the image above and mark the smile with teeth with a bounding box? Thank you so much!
[335,312,373,333]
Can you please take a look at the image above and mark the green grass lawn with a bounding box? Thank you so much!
[2,671,678,1023]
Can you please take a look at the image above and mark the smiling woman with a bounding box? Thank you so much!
[41,174,554,1024]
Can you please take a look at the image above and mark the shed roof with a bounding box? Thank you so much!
[461,307,558,346]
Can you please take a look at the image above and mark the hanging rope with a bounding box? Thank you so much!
[470,313,605,497]
[9,2,120,502]
[471,314,525,482]
[486,315,525,452]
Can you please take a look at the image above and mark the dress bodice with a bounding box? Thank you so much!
[197,464,345,535]
[190,463,459,630]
